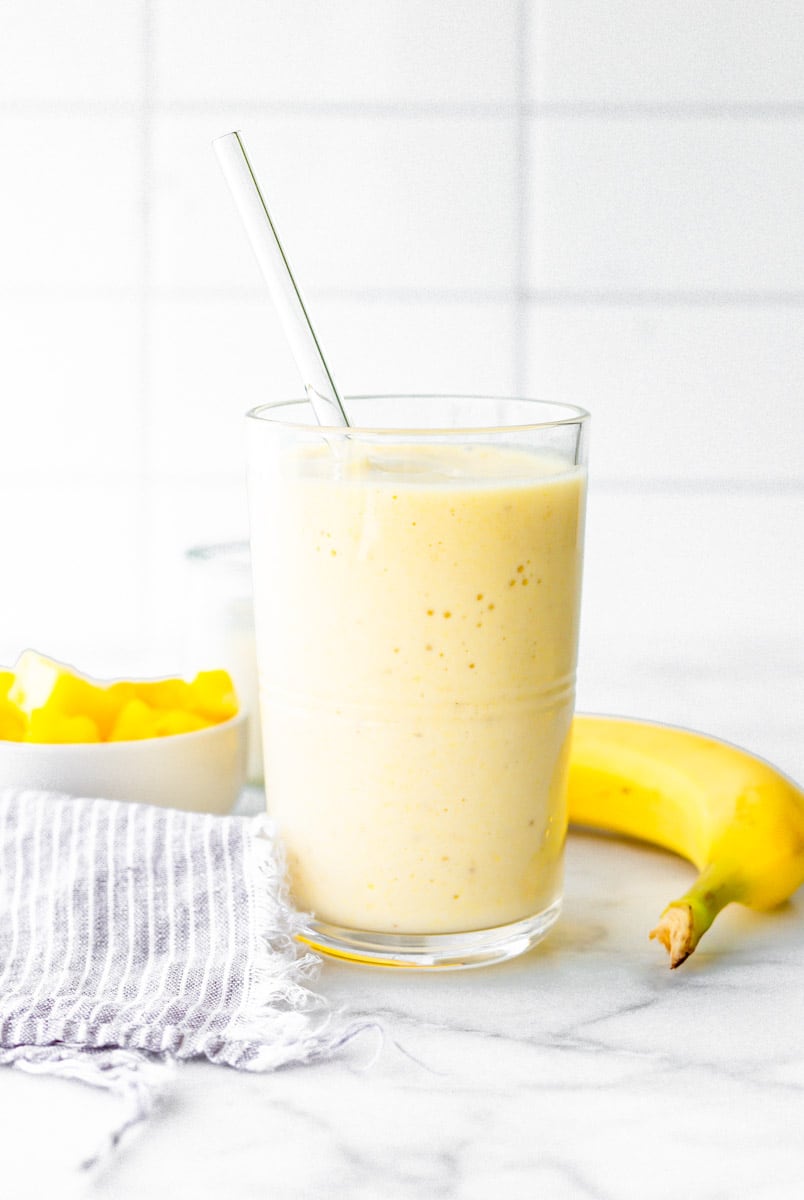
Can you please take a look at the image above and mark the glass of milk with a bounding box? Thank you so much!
[183,541,263,785]
[247,396,589,968]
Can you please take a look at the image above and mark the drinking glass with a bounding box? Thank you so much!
[247,395,588,968]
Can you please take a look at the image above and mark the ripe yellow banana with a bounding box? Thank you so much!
[567,715,804,968]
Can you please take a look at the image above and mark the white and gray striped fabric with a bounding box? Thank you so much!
[0,787,357,1157]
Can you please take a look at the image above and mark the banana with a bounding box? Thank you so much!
[567,715,804,968]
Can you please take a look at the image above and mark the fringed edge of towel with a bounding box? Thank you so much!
[0,1043,175,1170]
[0,812,383,1175]
[223,814,383,1072]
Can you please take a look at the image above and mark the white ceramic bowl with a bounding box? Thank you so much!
[0,712,249,814]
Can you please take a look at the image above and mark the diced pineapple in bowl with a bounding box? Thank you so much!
[0,652,248,813]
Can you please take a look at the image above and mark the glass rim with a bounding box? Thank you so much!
[185,540,250,564]
[246,394,589,437]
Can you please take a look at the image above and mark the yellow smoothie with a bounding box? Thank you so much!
[250,441,586,934]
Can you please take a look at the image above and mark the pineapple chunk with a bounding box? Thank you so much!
[153,709,211,737]
[134,679,192,711]
[0,696,25,741]
[27,709,101,744]
[186,670,239,721]
[109,698,211,741]
[0,651,238,743]
[108,697,161,742]
[9,650,128,739]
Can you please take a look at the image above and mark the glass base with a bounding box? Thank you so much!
[297,899,562,970]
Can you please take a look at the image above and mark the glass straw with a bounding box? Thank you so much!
[213,131,349,429]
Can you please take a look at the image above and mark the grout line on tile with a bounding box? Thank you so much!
[523,102,804,120]
[0,101,142,116]
[2,284,804,307]
[523,290,804,308]
[512,0,529,397]
[135,0,155,653]
[169,100,517,119]
[0,100,514,119]
[2,101,800,120]
[589,478,804,496]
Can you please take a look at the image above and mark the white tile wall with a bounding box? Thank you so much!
[150,113,517,292]
[528,1,804,105]
[311,297,519,397]
[0,483,142,675]
[2,1,143,104]
[579,493,804,781]
[581,490,804,646]
[146,298,298,477]
[3,298,142,481]
[154,0,519,106]
[0,1,801,744]
[526,118,804,292]
[145,293,517,487]
[141,479,251,676]
[0,116,142,289]
[524,305,803,482]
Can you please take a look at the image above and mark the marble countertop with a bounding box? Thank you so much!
[3,788,803,1200]
[2,645,802,1200]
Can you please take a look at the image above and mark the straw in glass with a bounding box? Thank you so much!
[213,130,349,429]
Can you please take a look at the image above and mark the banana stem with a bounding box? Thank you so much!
[650,862,745,968]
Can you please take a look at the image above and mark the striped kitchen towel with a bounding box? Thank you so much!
[0,788,363,1159]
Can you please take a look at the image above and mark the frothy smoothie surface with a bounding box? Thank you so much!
[251,441,586,934]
